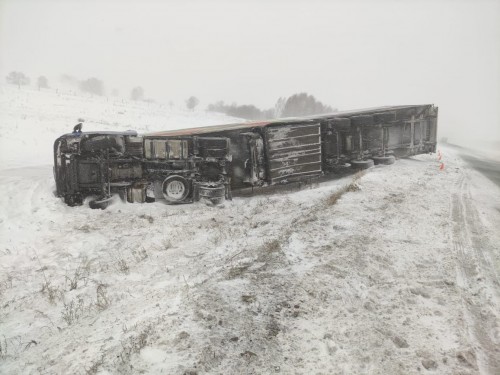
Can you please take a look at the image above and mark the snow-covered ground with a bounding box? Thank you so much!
[1,87,500,374]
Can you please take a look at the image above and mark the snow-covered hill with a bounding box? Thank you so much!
[1,87,500,374]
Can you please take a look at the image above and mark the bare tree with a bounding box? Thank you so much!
[274,97,286,118]
[37,76,49,90]
[131,86,144,101]
[6,71,30,88]
[186,96,200,110]
[79,78,104,96]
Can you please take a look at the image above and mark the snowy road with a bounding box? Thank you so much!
[460,150,500,189]
[1,148,499,374]
[451,168,500,373]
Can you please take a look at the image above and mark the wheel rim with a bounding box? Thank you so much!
[166,180,185,199]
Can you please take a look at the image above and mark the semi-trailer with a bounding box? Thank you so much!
[53,104,438,208]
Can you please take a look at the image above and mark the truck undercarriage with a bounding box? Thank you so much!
[53,104,438,208]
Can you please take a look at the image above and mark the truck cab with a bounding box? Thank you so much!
[53,131,143,206]
[54,130,231,207]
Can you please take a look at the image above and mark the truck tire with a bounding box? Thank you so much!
[350,159,374,170]
[198,183,226,205]
[162,175,190,203]
[372,155,395,165]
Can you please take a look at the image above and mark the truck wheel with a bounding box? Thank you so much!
[350,159,374,170]
[198,183,226,206]
[372,155,395,165]
[89,196,113,210]
[162,175,190,203]
[64,194,83,206]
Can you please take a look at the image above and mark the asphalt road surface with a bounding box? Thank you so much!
[449,144,500,188]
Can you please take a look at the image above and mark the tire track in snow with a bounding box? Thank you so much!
[451,171,500,374]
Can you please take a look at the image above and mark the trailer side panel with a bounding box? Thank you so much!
[265,123,322,184]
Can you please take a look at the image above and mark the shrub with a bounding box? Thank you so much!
[186,96,199,110]
[207,101,273,120]
[37,76,49,89]
[131,86,144,101]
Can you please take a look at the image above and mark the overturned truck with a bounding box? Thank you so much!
[54,104,438,208]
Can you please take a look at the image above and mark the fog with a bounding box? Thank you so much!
[1,0,499,148]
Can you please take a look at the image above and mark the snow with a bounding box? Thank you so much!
[1,86,500,374]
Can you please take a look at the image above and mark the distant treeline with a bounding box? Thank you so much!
[207,93,335,120]
[5,71,161,104]
[207,102,274,120]
[5,71,335,117]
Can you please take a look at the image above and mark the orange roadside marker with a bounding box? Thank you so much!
[439,162,445,170]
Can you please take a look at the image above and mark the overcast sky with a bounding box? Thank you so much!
[1,0,499,145]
